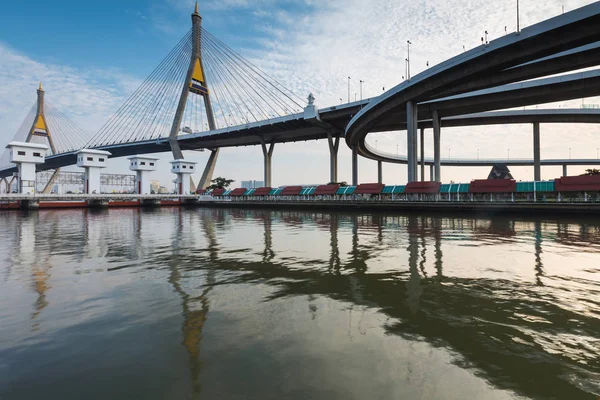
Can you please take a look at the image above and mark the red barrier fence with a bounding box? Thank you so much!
[469,179,516,193]
[354,183,385,195]
[404,181,441,194]
[280,186,303,196]
[314,184,340,196]
[555,175,600,192]
[252,187,272,196]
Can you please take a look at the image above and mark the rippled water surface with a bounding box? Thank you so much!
[0,208,599,399]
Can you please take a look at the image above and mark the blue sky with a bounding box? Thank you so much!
[0,0,304,73]
[1,0,599,187]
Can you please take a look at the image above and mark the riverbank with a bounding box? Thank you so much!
[197,200,600,216]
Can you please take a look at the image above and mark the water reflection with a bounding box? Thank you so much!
[1,208,599,399]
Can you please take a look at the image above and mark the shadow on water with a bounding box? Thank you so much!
[159,208,600,399]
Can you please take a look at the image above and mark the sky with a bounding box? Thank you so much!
[1,0,599,188]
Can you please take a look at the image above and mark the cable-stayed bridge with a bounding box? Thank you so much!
[2,2,600,189]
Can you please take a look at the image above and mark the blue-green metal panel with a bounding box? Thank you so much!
[393,185,405,194]
[244,189,255,196]
[516,181,555,192]
[382,186,394,194]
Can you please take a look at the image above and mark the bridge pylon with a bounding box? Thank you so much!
[27,83,61,193]
[169,2,219,190]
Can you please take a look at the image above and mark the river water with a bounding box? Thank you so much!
[0,208,598,399]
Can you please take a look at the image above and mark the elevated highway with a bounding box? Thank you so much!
[346,2,600,183]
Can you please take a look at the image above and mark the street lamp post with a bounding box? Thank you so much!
[517,0,520,33]
[569,147,571,159]
[359,80,364,101]
[340,98,343,105]
[448,148,451,158]
[477,148,479,160]
[347,77,351,103]
[397,144,399,156]
[407,40,412,80]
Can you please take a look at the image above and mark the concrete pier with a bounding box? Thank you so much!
[432,110,441,182]
[352,146,358,186]
[261,140,274,187]
[533,122,541,181]
[327,132,340,183]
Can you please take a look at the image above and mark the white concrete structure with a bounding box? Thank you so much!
[6,141,49,194]
[76,149,111,194]
[128,155,159,194]
[170,159,197,194]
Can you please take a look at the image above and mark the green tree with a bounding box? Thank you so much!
[208,177,235,190]
[328,181,349,187]
[582,169,600,176]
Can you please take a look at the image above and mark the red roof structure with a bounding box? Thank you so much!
[555,175,600,192]
[196,189,207,195]
[404,181,441,194]
[252,187,272,196]
[354,183,384,195]
[314,184,340,196]
[280,186,303,196]
[469,179,516,193]
[211,188,226,196]
[229,188,247,197]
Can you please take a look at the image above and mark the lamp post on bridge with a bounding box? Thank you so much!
[359,80,364,101]
[347,76,351,103]
[407,40,411,80]
[517,0,520,33]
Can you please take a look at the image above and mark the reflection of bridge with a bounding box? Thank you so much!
[7,208,600,397]
[2,3,600,188]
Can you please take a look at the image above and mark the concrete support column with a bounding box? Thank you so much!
[261,140,275,187]
[406,101,417,182]
[563,164,568,177]
[327,132,340,183]
[199,148,219,189]
[377,160,383,184]
[352,146,358,186]
[533,122,541,181]
[420,127,425,181]
[430,165,434,182]
[432,110,441,182]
